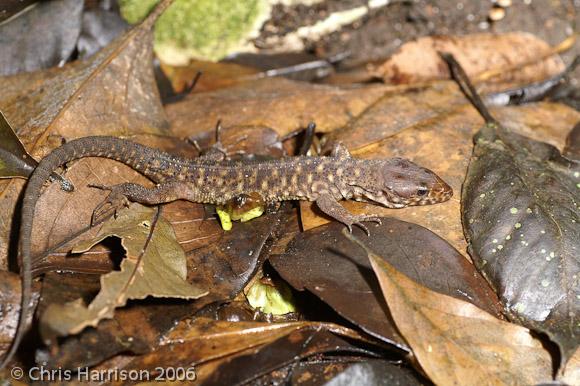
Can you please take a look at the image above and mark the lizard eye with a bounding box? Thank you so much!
[417,187,428,196]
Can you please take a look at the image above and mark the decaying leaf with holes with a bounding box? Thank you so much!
[39,203,207,343]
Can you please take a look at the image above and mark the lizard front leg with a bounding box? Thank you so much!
[315,193,382,235]
[90,181,203,224]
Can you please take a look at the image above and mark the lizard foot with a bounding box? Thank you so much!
[343,215,382,236]
[89,184,131,225]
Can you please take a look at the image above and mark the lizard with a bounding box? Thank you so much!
[0,135,452,369]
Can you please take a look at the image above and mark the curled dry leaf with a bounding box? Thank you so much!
[372,32,565,92]
[270,220,503,351]
[345,231,553,386]
[462,124,580,365]
[39,203,207,341]
[0,0,173,268]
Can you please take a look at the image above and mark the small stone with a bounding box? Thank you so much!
[514,223,522,229]
[488,7,505,21]
[510,208,518,214]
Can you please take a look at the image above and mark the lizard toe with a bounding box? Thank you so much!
[353,222,370,236]
[88,183,113,192]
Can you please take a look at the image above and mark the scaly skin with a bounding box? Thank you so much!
[0,136,452,368]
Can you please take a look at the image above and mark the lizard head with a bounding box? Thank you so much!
[356,158,453,208]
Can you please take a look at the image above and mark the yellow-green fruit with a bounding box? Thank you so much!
[246,280,296,315]
[119,0,271,63]
[216,206,233,231]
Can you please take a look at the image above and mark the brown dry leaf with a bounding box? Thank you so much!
[345,232,553,386]
[0,0,173,268]
[560,348,580,385]
[0,111,37,179]
[302,82,580,255]
[372,32,565,92]
[160,60,259,93]
[166,77,394,139]
[39,203,207,340]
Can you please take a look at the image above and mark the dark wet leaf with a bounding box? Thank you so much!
[323,361,427,386]
[462,124,580,365]
[184,203,295,313]
[0,0,38,23]
[201,329,381,386]
[0,271,39,357]
[269,219,503,351]
[119,318,366,377]
[345,231,553,386]
[78,3,129,59]
[225,52,336,82]
[39,204,207,341]
[0,0,83,76]
[37,273,197,369]
[0,111,36,178]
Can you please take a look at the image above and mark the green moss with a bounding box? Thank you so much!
[119,0,271,63]
[118,0,159,24]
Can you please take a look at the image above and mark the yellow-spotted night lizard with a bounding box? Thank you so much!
[0,135,452,368]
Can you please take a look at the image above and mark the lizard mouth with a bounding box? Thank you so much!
[362,188,407,208]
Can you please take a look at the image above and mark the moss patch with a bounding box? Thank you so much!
[119,0,271,63]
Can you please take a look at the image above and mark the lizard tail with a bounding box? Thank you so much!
[0,136,191,369]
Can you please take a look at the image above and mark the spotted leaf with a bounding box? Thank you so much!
[462,123,580,366]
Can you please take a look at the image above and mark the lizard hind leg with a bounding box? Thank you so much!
[315,193,381,236]
[89,181,202,225]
